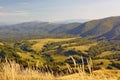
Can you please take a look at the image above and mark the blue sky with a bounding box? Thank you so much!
[0,0,120,23]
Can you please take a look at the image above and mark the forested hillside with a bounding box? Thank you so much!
[1,16,120,41]
[68,16,120,39]
[0,22,80,41]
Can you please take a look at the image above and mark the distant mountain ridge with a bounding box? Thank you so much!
[49,23,81,34]
[55,19,88,24]
[68,16,120,39]
[0,22,80,40]
[0,16,120,40]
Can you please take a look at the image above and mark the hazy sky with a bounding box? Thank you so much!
[0,0,120,23]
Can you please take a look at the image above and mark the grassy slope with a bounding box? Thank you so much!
[97,51,114,57]
[29,38,97,64]
[93,59,112,68]
[26,38,119,70]
[16,52,46,66]
[66,43,97,54]
[30,38,75,52]
[97,51,120,58]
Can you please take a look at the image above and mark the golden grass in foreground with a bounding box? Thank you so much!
[0,61,54,80]
[0,58,120,80]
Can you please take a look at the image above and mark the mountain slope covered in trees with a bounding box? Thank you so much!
[68,16,120,39]
[1,16,120,40]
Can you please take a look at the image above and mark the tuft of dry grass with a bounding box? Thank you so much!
[0,60,54,80]
[0,58,119,80]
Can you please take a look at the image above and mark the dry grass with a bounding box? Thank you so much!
[0,60,54,80]
[57,70,120,80]
[0,58,119,80]
[66,43,97,54]
[93,59,112,69]
[30,38,75,52]
[97,51,120,58]
[0,42,4,46]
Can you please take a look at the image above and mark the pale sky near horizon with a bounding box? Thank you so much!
[0,0,120,23]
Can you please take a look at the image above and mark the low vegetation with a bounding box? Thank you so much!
[0,37,120,80]
[0,57,119,80]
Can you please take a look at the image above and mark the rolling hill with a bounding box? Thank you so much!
[1,16,120,40]
[68,16,120,39]
[0,22,61,40]
[0,22,80,41]
[49,23,81,34]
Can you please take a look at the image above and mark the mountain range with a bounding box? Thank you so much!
[0,16,120,40]
[68,16,120,39]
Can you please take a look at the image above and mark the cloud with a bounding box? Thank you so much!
[0,11,30,16]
